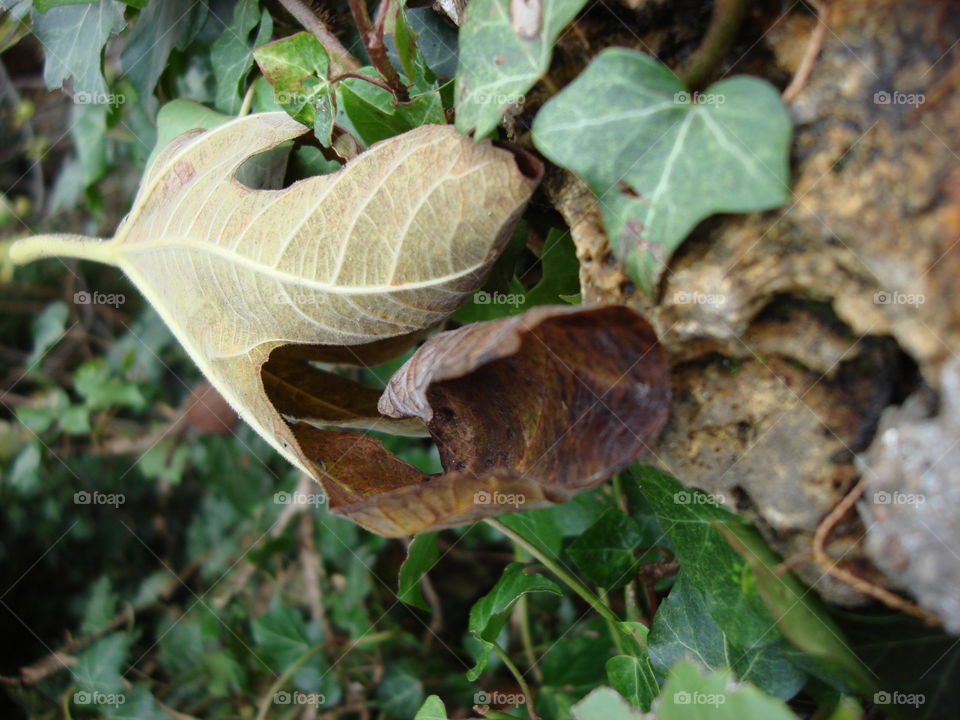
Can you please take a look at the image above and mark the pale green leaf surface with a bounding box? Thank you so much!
[532,48,791,292]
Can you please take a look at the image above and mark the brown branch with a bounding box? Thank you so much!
[812,477,942,625]
[347,0,410,102]
[277,0,360,71]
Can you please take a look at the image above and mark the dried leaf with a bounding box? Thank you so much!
[314,305,670,535]
[10,113,542,513]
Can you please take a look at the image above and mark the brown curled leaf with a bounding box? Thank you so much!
[293,305,671,536]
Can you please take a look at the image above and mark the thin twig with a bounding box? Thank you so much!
[347,0,409,102]
[490,641,540,720]
[329,71,398,96]
[812,477,941,625]
[678,0,750,89]
[782,0,827,103]
[277,0,360,71]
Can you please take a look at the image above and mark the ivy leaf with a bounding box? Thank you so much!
[653,659,799,720]
[524,228,580,306]
[251,598,317,669]
[27,300,68,367]
[567,507,649,589]
[630,465,781,649]
[120,0,205,119]
[377,662,425,719]
[337,71,444,146]
[455,0,588,137]
[72,632,130,697]
[32,0,126,96]
[413,695,448,720]
[102,685,166,720]
[467,562,562,680]
[397,532,438,611]
[606,655,658,711]
[571,687,643,720]
[254,32,336,146]
[210,0,273,114]
[533,48,791,292]
[648,574,806,699]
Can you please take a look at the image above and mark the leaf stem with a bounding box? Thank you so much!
[347,0,410,102]
[485,518,622,628]
[277,0,360,71]
[254,643,325,720]
[490,640,541,720]
[678,0,750,90]
[9,234,117,266]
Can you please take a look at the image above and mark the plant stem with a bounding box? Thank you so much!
[9,234,116,266]
[485,518,622,628]
[599,589,626,655]
[254,643,325,720]
[329,71,398,96]
[490,641,541,720]
[277,0,360,71]
[678,0,750,90]
[347,0,410,102]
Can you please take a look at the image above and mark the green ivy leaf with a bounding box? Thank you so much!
[413,694,447,720]
[251,597,316,669]
[377,661,425,719]
[397,532,438,611]
[254,32,335,145]
[532,48,791,292]
[654,659,799,720]
[648,574,806,699]
[27,300,68,367]
[32,0,126,96]
[103,684,166,720]
[210,0,272,114]
[524,229,581,306]
[80,576,118,635]
[630,465,779,648]
[467,562,562,680]
[570,687,643,720]
[74,359,146,410]
[120,0,204,119]
[567,507,649,589]
[455,0,588,137]
[72,632,130,697]
[606,655,658,711]
[336,70,444,146]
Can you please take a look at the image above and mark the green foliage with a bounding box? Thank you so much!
[455,0,589,137]
[32,0,126,96]
[533,48,792,292]
[254,32,335,144]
